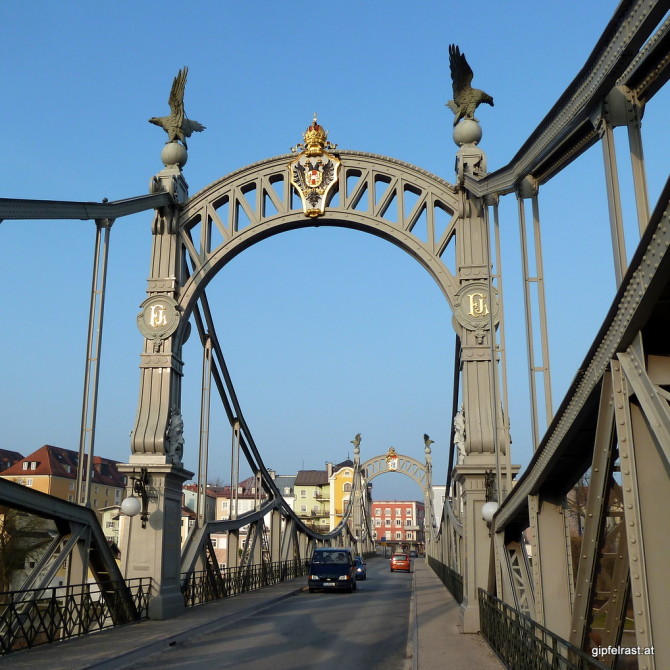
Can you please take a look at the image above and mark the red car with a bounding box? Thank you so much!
[390,553,411,572]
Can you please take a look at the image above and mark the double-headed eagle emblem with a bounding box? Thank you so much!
[289,116,340,218]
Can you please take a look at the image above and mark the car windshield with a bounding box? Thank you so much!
[393,555,408,560]
[312,551,349,564]
[355,557,363,565]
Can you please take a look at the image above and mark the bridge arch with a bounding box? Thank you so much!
[360,450,430,491]
[173,151,462,330]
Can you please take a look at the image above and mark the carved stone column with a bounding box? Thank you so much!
[120,156,193,619]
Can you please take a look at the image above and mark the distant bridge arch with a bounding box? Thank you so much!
[360,450,431,491]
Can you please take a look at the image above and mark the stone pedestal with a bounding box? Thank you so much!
[118,457,193,620]
[453,457,497,633]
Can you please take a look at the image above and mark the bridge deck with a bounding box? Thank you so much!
[0,561,502,670]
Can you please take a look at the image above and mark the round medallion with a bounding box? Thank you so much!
[137,295,180,342]
[453,282,499,340]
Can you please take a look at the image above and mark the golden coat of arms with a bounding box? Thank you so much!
[386,447,399,471]
[289,115,340,218]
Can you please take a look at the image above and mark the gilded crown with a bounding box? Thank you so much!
[292,114,337,156]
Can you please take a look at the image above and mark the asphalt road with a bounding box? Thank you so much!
[131,556,414,670]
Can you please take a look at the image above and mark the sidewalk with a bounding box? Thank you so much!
[411,560,504,669]
[0,562,504,670]
[0,577,306,670]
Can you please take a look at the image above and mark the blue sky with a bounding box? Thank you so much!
[2,2,668,502]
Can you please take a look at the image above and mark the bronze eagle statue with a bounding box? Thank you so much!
[446,45,494,126]
[149,67,205,148]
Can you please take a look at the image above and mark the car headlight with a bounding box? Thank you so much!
[309,575,320,581]
[338,575,350,580]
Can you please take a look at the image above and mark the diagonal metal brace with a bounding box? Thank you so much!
[617,346,670,476]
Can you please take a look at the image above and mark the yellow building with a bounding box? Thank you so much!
[294,470,330,532]
[329,460,354,530]
[1,444,125,520]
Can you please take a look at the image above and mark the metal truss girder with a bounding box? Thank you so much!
[463,0,669,197]
[611,359,655,665]
[15,524,88,598]
[0,478,125,584]
[494,180,670,532]
[504,540,535,618]
[617,346,670,476]
[570,369,617,650]
[0,192,172,221]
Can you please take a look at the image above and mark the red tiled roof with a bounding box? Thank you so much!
[1,445,125,487]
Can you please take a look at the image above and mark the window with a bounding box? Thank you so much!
[385,519,391,527]
[343,483,351,492]
[384,508,391,516]
[406,508,411,515]
[406,532,413,540]
[375,519,381,527]
[106,521,115,528]
[69,481,75,490]
[22,462,29,470]
[68,495,74,502]
[300,490,306,498]
[26,478,33,486]
[375,509,381,516]
[406,519,412,526]
[395,508,401,515]
[211,538,217,548]
[395,532,402,540]
[300,505,307,512]
[30,462,37,470]
[395,519,402,526]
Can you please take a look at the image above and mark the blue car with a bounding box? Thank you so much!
[354,556,367,580]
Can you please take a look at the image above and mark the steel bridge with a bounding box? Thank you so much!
[1,2,669,668]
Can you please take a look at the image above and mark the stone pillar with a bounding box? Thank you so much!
[121,150,193,619]
[451,119,507,632]
[118,460,193,619]
[453,459,494,632]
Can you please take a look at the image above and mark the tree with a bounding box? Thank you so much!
[0,507,51,593]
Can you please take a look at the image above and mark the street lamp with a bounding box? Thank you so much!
[121,468,151,529]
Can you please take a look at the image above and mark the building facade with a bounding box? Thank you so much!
[294,469,330,532]
[0,445,125,520]
[371,500,425,553]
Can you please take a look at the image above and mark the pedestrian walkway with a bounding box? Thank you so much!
[0,561,504,669]
[410,561,503,669]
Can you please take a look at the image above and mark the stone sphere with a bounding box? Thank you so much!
[161,142,188,168]
[453,119,482,146]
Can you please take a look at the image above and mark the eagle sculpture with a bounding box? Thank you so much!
[149,67,205,148]
[446,45,494,126]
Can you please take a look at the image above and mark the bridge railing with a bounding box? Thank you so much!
[0,577,150,655]
[182,559,307,608]
[479,590,609,670]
